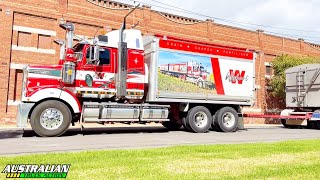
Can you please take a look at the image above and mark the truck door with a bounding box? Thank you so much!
[127,49,145,93]
[78,45,115,90]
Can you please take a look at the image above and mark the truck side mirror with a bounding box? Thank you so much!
[93,45,100,63]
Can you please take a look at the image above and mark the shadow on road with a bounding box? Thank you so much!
[4,125,313,139]
[20,126,172,138]
[0,130,24,139]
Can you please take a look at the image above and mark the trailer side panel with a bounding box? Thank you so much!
[143,36,255,106]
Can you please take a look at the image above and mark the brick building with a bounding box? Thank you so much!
[0,0,320,125]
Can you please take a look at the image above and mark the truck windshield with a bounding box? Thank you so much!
[73,44,84,52]
[73,44,84,61]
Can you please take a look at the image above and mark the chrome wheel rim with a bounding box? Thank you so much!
[40,108,63,130]
[194,111,208,128]
[222,112,236,128]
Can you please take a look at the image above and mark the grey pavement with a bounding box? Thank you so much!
[0,125,319,155]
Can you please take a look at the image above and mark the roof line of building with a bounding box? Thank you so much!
[99,0,318,45]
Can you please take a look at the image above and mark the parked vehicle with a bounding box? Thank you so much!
[16,11,255,136]
[245,64,320,129]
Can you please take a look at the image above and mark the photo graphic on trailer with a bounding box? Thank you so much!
[158,51,217,94]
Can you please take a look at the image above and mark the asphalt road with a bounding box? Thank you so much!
[0,125,320,155]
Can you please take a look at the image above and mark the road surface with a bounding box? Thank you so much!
[0,125,320,155]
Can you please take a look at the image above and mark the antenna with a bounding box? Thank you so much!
[131,20,140,29]
[93,27,102,38]
[119,3,141,40]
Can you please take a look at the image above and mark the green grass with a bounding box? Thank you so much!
[158,72,216,94]
[1,140,320,179]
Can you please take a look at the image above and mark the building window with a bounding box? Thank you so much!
[265,62,273,78]
[266,66,272,75]
[38,34,51,49]
[17,32,32,47]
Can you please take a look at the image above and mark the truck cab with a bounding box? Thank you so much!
[69,30,146,100]
[17,26,158,137]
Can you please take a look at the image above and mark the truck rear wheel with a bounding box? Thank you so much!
[185,106,212,133]
[30,100,72,137]
[182,117,192,131]
[162,121,182,131]
[211,109,221,130]
[214,107,238,132]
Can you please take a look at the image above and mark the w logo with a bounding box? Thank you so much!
[226,69,248,84]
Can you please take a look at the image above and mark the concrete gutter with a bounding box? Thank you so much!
[0,123,282,139]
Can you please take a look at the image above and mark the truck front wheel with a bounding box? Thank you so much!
[185,106,212,133]
[30,100,72,137]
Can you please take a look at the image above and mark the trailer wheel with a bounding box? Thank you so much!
[316,121,320,129]
[197,81,203,88]
[185,106,212,133]
[162,121,182,131]
[281,119,298,129]
[30,100,72,137]
[215,107,238,132]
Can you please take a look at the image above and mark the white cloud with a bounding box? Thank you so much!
[116,0,320,43]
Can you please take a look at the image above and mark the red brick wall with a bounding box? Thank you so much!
[0,0,320,125]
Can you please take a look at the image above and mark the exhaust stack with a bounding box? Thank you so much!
[116,4,140,99]
[60,23,75,62]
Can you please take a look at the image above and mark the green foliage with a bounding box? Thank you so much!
[270,54,320,97]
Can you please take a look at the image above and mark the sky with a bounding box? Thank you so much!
[115,0,320,44]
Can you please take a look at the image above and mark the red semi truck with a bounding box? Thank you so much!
[16,16,256,137]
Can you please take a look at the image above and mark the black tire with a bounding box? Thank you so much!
[162,121,182,131]
[215,107,238,132]
[316,121,320,129]
[281,119,298,129]
[185,106,212,133]
[30,100,72,137]
[211,109,221,130]
[182,117,192,132]
[197,81,203,88]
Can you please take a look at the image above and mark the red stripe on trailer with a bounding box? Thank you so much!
[155,34,249,51]
[243,114,312,119]
[211,58,225,95]
[158,39,253,60]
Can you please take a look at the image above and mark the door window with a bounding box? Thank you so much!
[99,49,110,65]
[85,46,111,66]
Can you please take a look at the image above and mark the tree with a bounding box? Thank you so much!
[270,54,319,98]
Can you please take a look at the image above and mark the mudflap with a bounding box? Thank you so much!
[237,113,245,130]
[16,102,35,127]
